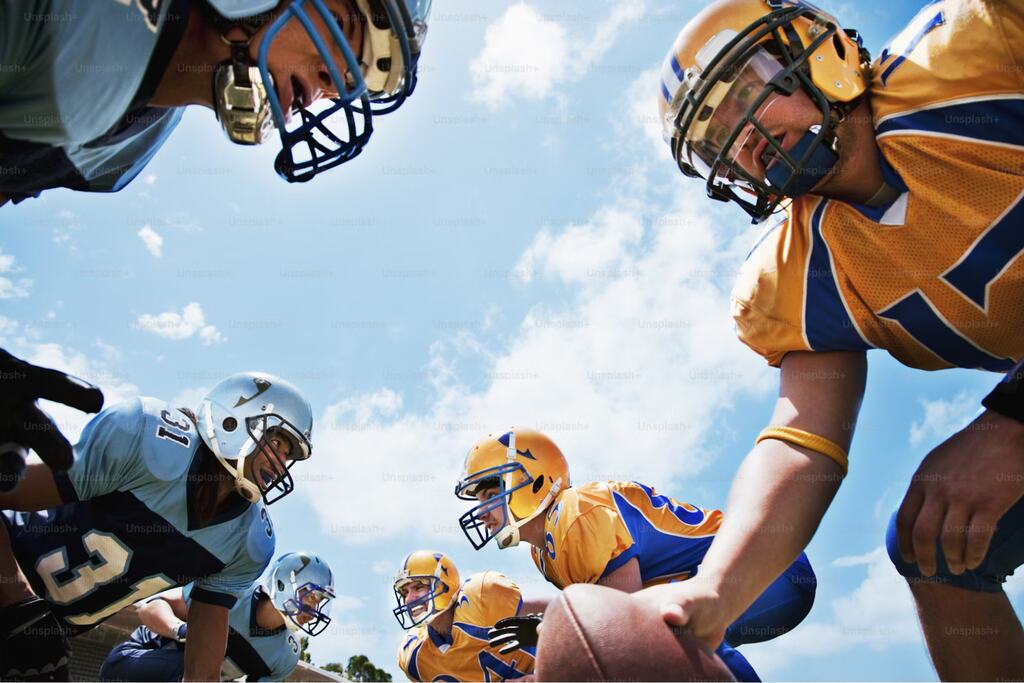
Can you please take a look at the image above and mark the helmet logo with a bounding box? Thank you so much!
[235,377,273,408]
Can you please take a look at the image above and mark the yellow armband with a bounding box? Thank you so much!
[756,426,848,475]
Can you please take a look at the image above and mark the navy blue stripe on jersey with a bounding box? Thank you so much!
[192,586,236,609]
[805,201,874,353]
[4,490,233,629]
[452,622,492,642]
[428,624,452,647]
[53,470,78,504]
[610,490,714,585]
[879,292,1015,371]
[225,627,273,680]
[876,97,1024,147]
[406,641,424,681]
[942,190,1024,310]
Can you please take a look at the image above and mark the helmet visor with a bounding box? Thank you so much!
[681,47,785,186]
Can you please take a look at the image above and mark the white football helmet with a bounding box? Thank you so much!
[198,372,313,504]
[266,552,336,636]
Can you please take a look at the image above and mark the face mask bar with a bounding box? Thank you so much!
[455,463,533,550]
[669,3,840,221]
[256,0,366,182]
[256,0,424,182]
[284,583,335,636]
[246,415,307,505]
[392,576,444,629]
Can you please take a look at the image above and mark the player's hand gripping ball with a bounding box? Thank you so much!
[0,348,104,491]
[536,583,734,681]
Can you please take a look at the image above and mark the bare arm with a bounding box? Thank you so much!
[183,599,228,681]
[138,588,188,639]
[596,557,643,594]
[0,462,61,511]
[691,351,865,626]
[639,351,867,645]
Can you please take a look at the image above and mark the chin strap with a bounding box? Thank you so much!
[208,10,277,145]
[201,401,262,503]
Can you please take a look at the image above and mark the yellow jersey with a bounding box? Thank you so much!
[530,481,722,589]
[732,0,1024,371]
[396,571,535,681]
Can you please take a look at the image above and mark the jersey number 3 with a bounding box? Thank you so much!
[35,530,175,626]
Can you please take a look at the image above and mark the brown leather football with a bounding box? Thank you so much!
[535,583,735,681]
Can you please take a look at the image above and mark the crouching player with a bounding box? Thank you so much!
[0,372,314,681]
[457,429,818,682]
[394,550,545,681]
[100,552,335,681]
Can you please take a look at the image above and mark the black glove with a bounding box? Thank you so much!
[0,596,72,681]
[0,348,104,491]
[488,613,542,654]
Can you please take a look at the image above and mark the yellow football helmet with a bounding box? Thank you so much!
[392,550,461,629]
[659,0,870,221]
[455,429,569,550]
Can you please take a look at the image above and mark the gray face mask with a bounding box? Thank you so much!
[213,41,277,145]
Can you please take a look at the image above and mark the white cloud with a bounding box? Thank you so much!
[470,1,646,108]
[743,547,923,674]
[137,224,164,258]
[144,174,157,185]
[470,4,568,105]
[13,341,140,446]
[909,391,982,449]
[306,173,769,544]
[134,302,226,345]
[621,66,670,160]
[371,560,395,576]
[515,204,645,286]
[0,314,19,339]
[0,249,32,299]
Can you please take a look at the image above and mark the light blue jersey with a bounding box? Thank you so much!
[0,0,186,199]
[2,398,275,634]
[187,584,301,681]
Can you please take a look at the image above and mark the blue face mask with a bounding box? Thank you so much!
[764,125,839,197]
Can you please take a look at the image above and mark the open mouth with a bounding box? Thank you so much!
[260,468,275,486]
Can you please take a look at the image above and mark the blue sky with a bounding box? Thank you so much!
[2,0,1021,679]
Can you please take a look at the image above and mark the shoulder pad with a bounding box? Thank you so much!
[137,398,199,481]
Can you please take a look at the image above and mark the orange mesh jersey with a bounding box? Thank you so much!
[732,0,1024,371]
[396,571,535,681]
[530,481,722,589]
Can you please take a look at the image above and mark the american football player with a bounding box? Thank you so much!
[653,0,1024,678]
[99,552,334,681]
[0,0,431,204]
[393,550,545,682]
[456,429,818,683]
[0,372,314,681]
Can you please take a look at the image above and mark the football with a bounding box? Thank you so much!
[535,583,735,681]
